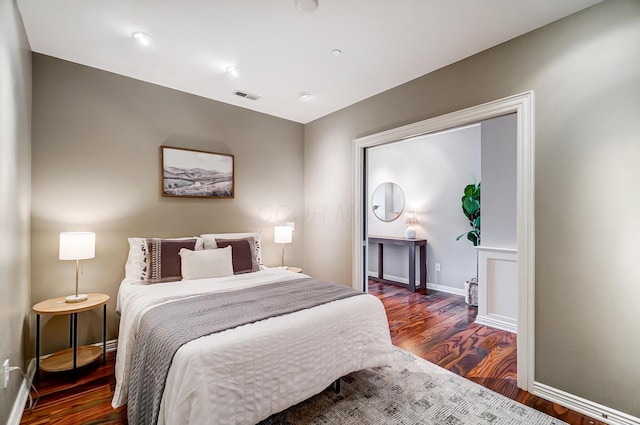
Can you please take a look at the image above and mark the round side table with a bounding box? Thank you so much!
[33,293,109,381]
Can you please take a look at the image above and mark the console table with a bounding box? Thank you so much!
[369,236,427,292]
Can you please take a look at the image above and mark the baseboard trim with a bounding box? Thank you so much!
[367,271,464,296]
[475,314,517,334]
[532,381,640,425]
[93,338,118,353]
[7,359,35,425]
[426,283,465,296]
[9,339,119,424]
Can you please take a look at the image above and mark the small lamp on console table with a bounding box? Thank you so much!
[274,225,293,267]
[59,231,95,303]
[404,211,419,239]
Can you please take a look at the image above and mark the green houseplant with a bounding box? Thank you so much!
[457,178,481,306]
[456,178,481,246]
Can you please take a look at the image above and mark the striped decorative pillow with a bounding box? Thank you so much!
[125,237,203,282]
[143,238,198,283]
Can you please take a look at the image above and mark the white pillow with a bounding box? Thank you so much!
[124,237,204,281]
[200,232,264,270]
[179,246,234,280]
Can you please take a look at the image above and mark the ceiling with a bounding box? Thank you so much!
[18,0,603,124]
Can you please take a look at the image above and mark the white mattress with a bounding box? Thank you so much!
[112,268,393,425]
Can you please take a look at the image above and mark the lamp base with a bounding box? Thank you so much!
[66,294,88,303]
[405,227,417,239]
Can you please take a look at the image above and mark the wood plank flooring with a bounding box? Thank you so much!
[20,352,126,424]
[21,283,604,425]
[369,282,604,425]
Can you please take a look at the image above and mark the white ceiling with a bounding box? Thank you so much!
[18,0,602,124]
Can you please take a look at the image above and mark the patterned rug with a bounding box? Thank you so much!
[260,347,567,425]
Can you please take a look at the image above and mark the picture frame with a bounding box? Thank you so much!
[160,146,234,198]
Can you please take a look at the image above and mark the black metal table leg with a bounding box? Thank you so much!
[102,304,107,364]
[35,314,40,383]
[72,312,78,381]
[69,314,73,348]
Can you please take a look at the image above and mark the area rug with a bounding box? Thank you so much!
[259,347,567,425]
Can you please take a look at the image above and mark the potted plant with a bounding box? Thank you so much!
[456,178,480,305]
[456,178,480,246]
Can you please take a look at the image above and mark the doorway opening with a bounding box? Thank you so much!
[352,91,535,391]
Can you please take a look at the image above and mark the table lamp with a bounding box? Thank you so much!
[59,232,95,303]
[404,211,419,239]
[274,226,293,267]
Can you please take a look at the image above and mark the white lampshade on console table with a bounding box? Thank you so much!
[59,232,95,303]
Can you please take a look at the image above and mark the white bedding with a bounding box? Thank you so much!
[112,268,393,425]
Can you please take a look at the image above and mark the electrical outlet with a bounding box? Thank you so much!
[435,263,441,272]
[3,358,9,389]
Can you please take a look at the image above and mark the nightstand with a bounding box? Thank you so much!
[33,293,109,381]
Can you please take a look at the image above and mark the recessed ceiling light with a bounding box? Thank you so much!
[299,91,311,100]
[226,66,240,77]
[295,0,318,12]
[132,32,152,46]
[331,49,342,56]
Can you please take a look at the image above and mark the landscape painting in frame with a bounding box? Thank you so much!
[161,146,234,198]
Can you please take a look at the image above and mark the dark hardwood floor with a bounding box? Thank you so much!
[21,282,603,425]
[20,352,126,425]
[369,281,603,425]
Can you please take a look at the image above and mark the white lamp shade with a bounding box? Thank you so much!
[404,210,419,225]
[274,226,293,244]
[59,232,95,260]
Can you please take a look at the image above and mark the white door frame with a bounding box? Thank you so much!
[352,91,535,391]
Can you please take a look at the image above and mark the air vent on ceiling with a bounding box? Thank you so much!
[233,90,261,101]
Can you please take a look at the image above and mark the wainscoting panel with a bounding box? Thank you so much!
[475,247,517,334]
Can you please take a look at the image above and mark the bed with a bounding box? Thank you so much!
[111,235,393,425]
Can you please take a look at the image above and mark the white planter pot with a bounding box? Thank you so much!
[464,279,478,306]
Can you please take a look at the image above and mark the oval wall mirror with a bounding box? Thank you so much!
[372,182,405,222]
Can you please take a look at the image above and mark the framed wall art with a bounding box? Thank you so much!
[161,146,234,198]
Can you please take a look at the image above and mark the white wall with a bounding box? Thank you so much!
[0,0,31,422]
[367,125,481,290]
[481,114,517,249]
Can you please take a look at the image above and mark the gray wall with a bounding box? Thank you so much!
[31,54,305,355]
[481,114,517,249]
[0,0,31,421]
[366,125,481,289]
[304,0,640,417]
